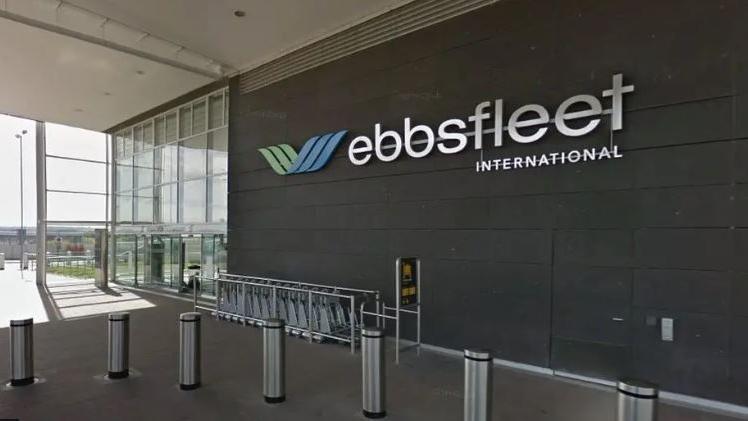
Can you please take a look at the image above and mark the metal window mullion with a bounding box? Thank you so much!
[204,98,209,136]
[205,175,210,224]
[189,103,194,139]
[222,90,226,127]
[110,132,117,283]
[45,154,108,165]
[47,189,108,196]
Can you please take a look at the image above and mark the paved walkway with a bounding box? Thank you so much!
[0,267,744,420]
[0,261,154,328]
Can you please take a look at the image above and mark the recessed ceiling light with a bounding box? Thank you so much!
[233,10,246,17]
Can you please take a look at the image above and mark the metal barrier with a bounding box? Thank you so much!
[263,318,286,403]
[464,349,492,421]
[179,312,201,390]
[9,318,34,386]
[107,312,130,379]
[193,273,380,354]
[359,257,422,365]
[362,327,386,419]
[617,379,658,421]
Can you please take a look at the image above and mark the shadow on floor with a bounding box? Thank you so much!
[0,264,155,327]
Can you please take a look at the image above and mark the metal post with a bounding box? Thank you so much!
[307,290,313,343]
[464,349,492,421]
[242,283,247,323]
[416,259,421,356]
[617,379,658,421]
[375,292,381,328]
[10,318,34,386]
[179,312,201,390]
[362,327,385,418]
[35,121,46,285]
[263,318,286,403]
[215,278,220,318]
[350,295,356,354]
[107,312,130,379]
[19,134,24,270]
[193,277,198,311]
[395,259,400,365]
[272,286,277,317]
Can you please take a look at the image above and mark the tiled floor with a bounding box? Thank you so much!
[0,264,744,420]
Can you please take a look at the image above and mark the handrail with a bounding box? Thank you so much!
[199,275,362,300]
[219,272,378,295]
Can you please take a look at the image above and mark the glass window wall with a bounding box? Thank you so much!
[112,88,228,293]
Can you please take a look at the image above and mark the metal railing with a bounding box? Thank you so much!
[23,253,95,271]
[192,273,381,354]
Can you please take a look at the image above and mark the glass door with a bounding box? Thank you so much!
[181,235,202,292]
[150,235,167,288]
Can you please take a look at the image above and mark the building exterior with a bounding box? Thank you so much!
[79,0,748,410]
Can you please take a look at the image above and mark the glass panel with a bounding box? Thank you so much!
[115,235,137,285]
[143,121,154,149]
[116,158,133,192]
[154,116,166,146]
[208,175,227,223]
[46,225,99,280]
[158,183,178,224]
[156,143,179,183]
[116,132,125,160]
[192,99,207,134]
[116,193,132,223]
[45,122,107,162]
[179,106,192,139]
[179,134,207,179]
[201,235,215,283]
[215,234,227,274]
[136,235,146,284]
[134,187,154,224]
[48,191,106,221]
[47,157,107,193]
[133,151,154,189]
[180,179,206,223]
[224,92,228,125]
[165,112,178,143]
[171,237,181,288]
[208,93,224,129]
[208,128,228,175]
[183,236,202,289]
[150,236,173,288]
[124,128,133,157]
[133,125,143,153]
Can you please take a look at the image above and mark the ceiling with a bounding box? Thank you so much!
[0,0,410,131]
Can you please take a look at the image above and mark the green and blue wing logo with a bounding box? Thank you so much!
[258,130,348,175]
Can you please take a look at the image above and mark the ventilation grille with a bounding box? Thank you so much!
[239,0,497,95]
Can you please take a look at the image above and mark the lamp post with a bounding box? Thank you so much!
[14,130,27,271]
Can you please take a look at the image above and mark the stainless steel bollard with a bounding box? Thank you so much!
[263,318,286,403]
[179,312,201,390]
[107,312,130,379]
[617,379,658,421]
[10,318,34,386]
[464,349,492,421]
[362,327,386,419]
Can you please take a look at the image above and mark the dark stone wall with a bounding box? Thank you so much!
[228,0,748,404]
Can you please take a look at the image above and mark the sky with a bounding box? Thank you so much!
[0,113,108,227]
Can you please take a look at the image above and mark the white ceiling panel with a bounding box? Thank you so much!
[65,0,411,71]
[0,0,411,130]
[0,17,212,131]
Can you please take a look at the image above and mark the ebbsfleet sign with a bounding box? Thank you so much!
[259,74,634,175]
